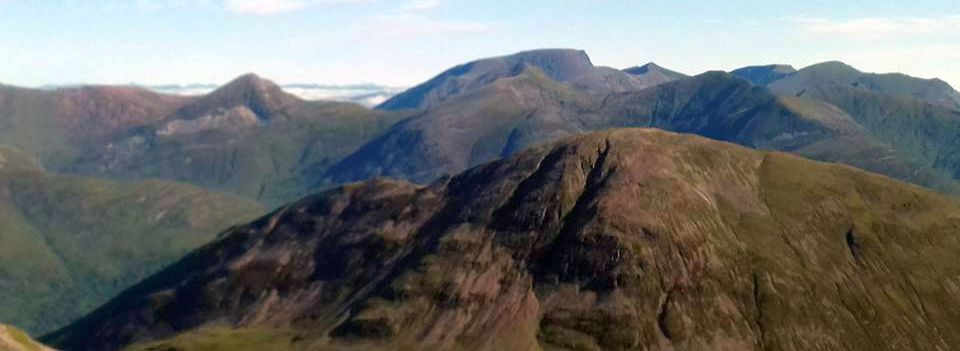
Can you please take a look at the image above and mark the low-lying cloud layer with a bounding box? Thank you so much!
[145,83,405,107]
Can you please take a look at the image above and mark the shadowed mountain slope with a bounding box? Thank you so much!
[49,129,960,351]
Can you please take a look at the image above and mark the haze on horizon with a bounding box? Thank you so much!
[1,0,958,89]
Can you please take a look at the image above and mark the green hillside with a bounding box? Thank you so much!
[0,147,264,334]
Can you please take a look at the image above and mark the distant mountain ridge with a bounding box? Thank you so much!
[322,50,960,196]
[377,49,683,111]
[730,64,797,86]
[733,61,960,110]
[623,62,689,83]
[1,75,404,205]
[4,50,960,202]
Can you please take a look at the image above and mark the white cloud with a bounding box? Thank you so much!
[351,0,498,38]
[406,0,442,11]
[790,15,960,40]
[224,0,306,14]
[354,13,500,37]
[223,0,370,15]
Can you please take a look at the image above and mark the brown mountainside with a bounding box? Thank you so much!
[49,128,960,351]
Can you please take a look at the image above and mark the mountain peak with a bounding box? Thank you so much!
[623,62,688,81]
[507,48,593,69]
[170,73,301,122]
[485,48,596,83]
[802,61,861,76]
[217,73,285,96]
[729,64,797,86]
[618,62,689,90]
[624,62,663,74]
[377,48,599,110]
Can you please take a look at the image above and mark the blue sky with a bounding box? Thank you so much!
[1,0,958,88]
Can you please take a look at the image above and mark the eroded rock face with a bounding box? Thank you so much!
[52,129,960,351]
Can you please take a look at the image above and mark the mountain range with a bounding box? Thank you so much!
[7,49,959,202]
[2,48,960,348]
[1,75,404,206]
[324,49,960,197]
[48,129,960,351]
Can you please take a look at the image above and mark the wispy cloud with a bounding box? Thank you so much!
[352,0,500,37]
[405,0,442,11]
[790,15,960,40]
[354,13,500,37]
[224,0,306,14]
[223,0,370,15]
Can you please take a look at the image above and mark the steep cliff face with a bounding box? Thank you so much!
[52,129,960,351]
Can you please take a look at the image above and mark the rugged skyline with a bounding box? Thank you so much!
[1,0,958,88]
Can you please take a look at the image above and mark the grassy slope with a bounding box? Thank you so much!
[0,324,53,351]
[0,158,265,334]
[124,327,301,351]
[0,86,76,168]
